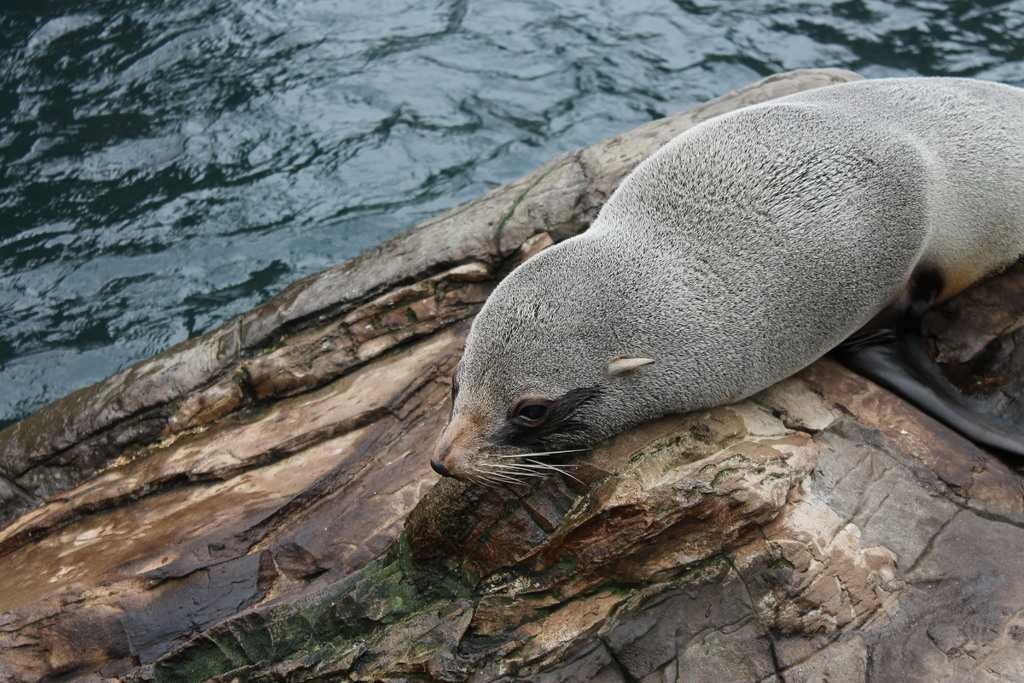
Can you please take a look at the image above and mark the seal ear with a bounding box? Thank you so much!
[607,356,655,376]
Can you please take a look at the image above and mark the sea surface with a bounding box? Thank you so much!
[2,0,1023,427]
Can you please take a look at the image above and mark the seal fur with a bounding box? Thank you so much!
[433,77,1024,481]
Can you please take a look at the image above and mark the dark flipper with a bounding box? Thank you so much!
[835,270,1024,457]
[836,330,1024,456]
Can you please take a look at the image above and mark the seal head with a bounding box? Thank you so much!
[432,233,705,483]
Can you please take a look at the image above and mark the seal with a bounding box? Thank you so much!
[431,77,1024,484]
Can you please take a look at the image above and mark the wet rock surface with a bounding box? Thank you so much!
[2,69,1023,682]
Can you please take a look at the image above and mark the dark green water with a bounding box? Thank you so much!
[1,1,1023,427]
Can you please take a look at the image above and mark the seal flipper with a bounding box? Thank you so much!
[836,330,1024,456]
[836,269,1024,457]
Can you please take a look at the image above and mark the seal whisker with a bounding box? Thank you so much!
[514,459,579,471]
[481,476,502,489]
[479,471,544,481]
[522,458,585,484]
[486,467,547,477]
[478,472,533,488]
[473,469,508,488]
[474,468,524,485]
[479,464,540,475]
[467,473,495,489]
[474,474,503,489]
[490,448,589,459]
[483,461,580,479]
[478,463,546,478]
[487,458,584,484]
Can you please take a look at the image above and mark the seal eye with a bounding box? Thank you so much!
[511,399,552,427]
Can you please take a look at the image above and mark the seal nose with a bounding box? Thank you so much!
[430,459,451,477]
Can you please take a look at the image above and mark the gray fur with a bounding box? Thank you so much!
[439,77,1024,476]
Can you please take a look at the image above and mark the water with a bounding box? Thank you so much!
[1,0,1023,427]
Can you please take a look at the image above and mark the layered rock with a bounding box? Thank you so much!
[1,68,1022,682]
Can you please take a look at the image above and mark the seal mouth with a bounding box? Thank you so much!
[429,459,451,477]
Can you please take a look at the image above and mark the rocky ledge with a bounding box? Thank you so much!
[2,69,1023,682]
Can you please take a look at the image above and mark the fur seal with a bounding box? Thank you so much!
[431,77,1024,483]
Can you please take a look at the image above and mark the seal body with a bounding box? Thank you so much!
[434,77,1024,481]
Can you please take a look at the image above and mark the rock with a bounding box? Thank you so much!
[1,68,1022,682]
